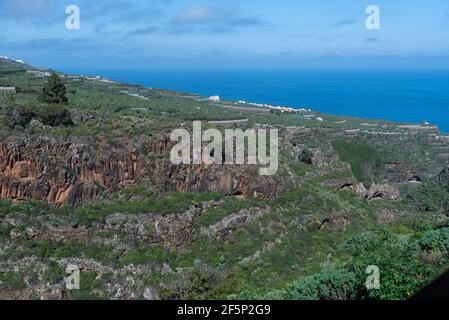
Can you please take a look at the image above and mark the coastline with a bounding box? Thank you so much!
[55,66,449,134]
[4,56,447,135]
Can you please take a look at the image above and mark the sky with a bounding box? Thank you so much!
[0,0,449,70]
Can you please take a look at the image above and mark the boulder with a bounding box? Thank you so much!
[362,184,400,201]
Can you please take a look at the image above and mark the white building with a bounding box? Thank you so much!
[0,87,16,94]
[208,95,221,103]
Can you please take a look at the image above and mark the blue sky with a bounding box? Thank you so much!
[1,0,449,69]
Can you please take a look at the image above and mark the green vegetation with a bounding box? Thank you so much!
[0,104,33,129]
[233,223,449,300]
[0,272,26,290]
[75,192,222,226]
[39,73,68,104]
[37,104,73,126]
[1,165,449,300]
[418,227,449,252]
[1,58,449,300]
[332,140,383,184]
[0,103,73,129]
[406,175,449,214]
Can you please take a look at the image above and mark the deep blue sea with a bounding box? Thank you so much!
[62,69,449,132]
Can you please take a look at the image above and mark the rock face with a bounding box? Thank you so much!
[165,164,275,198]
[202,206,271,240]
[322,177,356,191]
[0,137,139,206]
[0,136,284,206]
[96,202,213,249]
[322,177,399,201]
[357,183,400,201]
[21,225,88,242]
[316,212,352,231]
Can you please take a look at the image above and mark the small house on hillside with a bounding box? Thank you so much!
[0,87,16,94]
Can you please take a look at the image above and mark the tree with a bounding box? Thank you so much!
[39,73,68,104]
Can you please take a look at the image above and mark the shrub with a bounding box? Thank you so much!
[0,272,26,290]
[332,140,383,184]
[418,227,449,252]
[39,73,68,104]
[75,192,222,226]
[406,181,449,213]
[0,104,35,129]
[340,230,393,256]
[285,268,357,300]
[182,267,241,300]
[37,105,73,126]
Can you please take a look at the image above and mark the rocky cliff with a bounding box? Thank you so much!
[0,136,284,206]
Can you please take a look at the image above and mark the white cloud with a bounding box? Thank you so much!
[173,6,222,24]
[170,5,267,34]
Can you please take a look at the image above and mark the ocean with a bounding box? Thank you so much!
[61,69,449,132]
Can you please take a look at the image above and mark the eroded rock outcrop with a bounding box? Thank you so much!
[0,137,140,206]
[96,201,221,249]
[0,136,284,206]
[202,206,271,240]
[358,183,400,201]
[321,177,356,191]
[165,164,275,198]
[322,177,399,201]
[316,212,352,231]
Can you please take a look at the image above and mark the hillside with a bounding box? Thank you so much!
[1,57,449,300]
